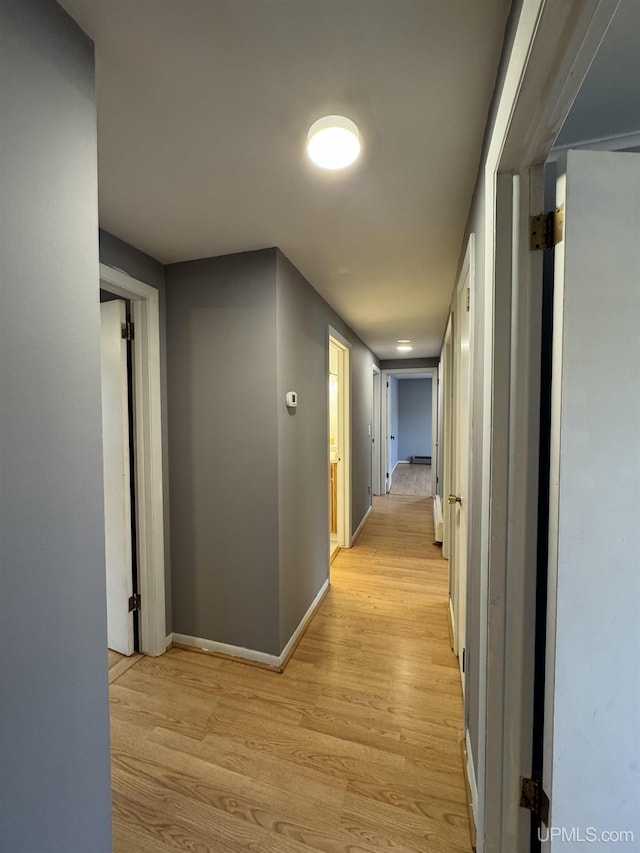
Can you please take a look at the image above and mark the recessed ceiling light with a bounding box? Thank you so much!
[397,339,411,343]
[397,345,413,352]
[307,115,361,170]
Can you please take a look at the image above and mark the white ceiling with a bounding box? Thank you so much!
[58,0,510,359]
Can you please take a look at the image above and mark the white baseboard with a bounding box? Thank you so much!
[351,505,372,546]
[172,578,330,670]
[465,729,479,828]
[278,578,329,665]
[165,633,174,650]
[433,495,443,543]
[449,597,456,652]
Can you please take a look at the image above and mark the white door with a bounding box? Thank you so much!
[100,300,135,656]
[542,151,640,848]
[451,237,474,690]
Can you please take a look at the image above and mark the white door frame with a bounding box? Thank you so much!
[99,263,166,657]
[381,367,437,495]
[476,1,620,850]
[372,365,382,496]
[328,328,351,548]
[441,315,454,561]
[451,235,475,678]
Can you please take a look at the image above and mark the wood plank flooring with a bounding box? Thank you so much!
[110,494,470,852]
[390,463,433,497]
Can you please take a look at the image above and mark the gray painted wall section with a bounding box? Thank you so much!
[398,379,432,461]
[380,357,439,370]
[0,2,112,849]
[276,252,377,649]
[98,229,173,631]
[165,250,281,654]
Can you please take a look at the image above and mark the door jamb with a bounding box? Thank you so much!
[372,365,382,496]
[381,366,437,496]
[328,328,351,548]
[99,263,166,657]
[476,1,620,849]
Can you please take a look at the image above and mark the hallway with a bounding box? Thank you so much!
[110,495,471,852]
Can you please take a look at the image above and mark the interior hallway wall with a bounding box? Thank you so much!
[98,230,173,632]
[0,2,112,849]
[276,252,377,648]
[165,250,281,655]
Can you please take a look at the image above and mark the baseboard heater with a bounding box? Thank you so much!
[411,455,431,464]
[433,495,443,543]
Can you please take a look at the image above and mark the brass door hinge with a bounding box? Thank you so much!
[128,593,142,612]
[520,776,549,826]
[530,205,564,251]
[121,321,135,341]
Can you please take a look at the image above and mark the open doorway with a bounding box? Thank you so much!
[381,367,437,496]
[328,330,351,562]
[99,264,166,659]
[100,292,138,660]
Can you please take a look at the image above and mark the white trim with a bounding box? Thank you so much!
[466,729,479,827]
[351,505,372,546]
[372,364,382,496]
[173,579,330,669]
[329,329,351,549]
[449,596,456,645]
[381,367,438,497]
[433,495,443,544]
[548,129,640,161]
[165,633,174,650]
[279,579,329,664]
[475,2,620,850]
[99,263,166,657]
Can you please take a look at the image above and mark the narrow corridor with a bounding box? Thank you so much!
[110,495,471,852]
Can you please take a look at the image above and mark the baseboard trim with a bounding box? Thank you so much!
[463,730,478,850]
[172,579,330,673]
[351,505,372,546]
[165,633,174,650]
[279,578,330,669]
[433,495,443,543]
[448,597,456,653]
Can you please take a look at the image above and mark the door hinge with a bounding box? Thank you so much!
[466,287,470,312]
[530,205,564,251]
[121,321,135,341]
[462,647,466,673]
[128,593,142,612]
[386,472,389,478]
[520,777,550,826]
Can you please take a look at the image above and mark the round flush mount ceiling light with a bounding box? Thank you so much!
[397,344,413,352]
[307,115,361,170]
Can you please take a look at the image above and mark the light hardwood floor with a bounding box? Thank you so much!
[110,494,471,852]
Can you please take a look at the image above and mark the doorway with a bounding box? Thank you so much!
[99,264,166,657]
[328,330,351,560]
[100,293,138,657]
[449,235,474,690]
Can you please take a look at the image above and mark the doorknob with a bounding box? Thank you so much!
[449,494,462,504]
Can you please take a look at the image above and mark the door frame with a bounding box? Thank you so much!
[99,263,166,657]
[381,367,437,495]
[441,314,454,561]
[328,328,351,549]
[476,1,620,849]
[451,234,475,676]
[372,365,382,496]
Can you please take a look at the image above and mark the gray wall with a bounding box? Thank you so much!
[165,248,377,656]
[276,253,377,648]
[165,250,281,654]
[398,378,432,461]
[0,2,112,850]
[380,357,439,370]
[98,229,173,631]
